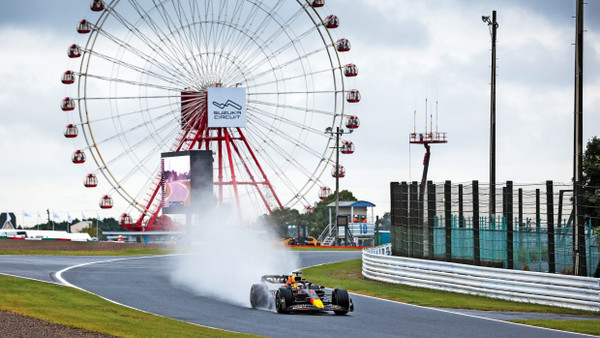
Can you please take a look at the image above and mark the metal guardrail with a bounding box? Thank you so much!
[367,243,393,255]
[362,244,600,312]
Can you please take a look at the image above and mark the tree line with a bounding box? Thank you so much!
[257,189,390,238]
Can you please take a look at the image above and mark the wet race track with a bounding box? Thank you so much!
[0,252,590,337]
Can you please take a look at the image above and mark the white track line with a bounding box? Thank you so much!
[299,261,595,337]
[54,254,240,334]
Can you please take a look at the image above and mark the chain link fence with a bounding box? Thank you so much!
[390,180,600,277]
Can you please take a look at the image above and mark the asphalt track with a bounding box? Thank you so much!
[0,252,591,337]
[165,181,190,205]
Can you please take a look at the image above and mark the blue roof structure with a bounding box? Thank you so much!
[326,200,376,208]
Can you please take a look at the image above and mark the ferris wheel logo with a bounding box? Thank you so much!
[212,100,243,111]
[207,87,247,128]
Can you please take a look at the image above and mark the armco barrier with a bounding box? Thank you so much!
[362,244,600,312]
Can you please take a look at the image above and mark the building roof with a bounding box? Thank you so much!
[70,221,92,233]
[327,200,376,208]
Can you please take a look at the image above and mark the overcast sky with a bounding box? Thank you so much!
[1,0,598,227]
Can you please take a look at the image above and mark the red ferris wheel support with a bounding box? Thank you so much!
[182,89,283,213]
[128,88,284,230]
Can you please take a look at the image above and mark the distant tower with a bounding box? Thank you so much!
[409,99,447,183]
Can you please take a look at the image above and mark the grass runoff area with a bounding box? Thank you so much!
[302,259,600,336]
[0,274,256,338]
[2,247,599,336]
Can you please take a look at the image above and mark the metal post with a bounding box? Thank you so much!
[444,180,452,261]
[335,127,341,245]
[427,181,436,259]
[483,11,499,220]
[535,189,541,231]
[573,0,586,276]
[490,11,498,220]
[506,181,514,269]
[547,181,556,273]
[410,181,422,257]
[324,126,352,245]
[473,180,481,265]
[558,190,565,228]
[409,182,417,256]
[518,188,523,229]
[400,182,409,256]
[390,182,400,256]
[375,215,380,246]
[458,184,464,228]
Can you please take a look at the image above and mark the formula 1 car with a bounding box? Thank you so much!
[250,271,353,315]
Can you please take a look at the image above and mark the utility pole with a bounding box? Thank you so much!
[325,126,353,245]
[335,127,341,226]
[573,0,586,276]
[46,209,53,231]
[482,11,499,220]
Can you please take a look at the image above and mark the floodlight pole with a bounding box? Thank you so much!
[335,127,340,225]
[573,0,585,276]
[483,11,498,220]
[325,126,352,245]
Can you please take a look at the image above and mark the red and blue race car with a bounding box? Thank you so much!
[250,271,353,315]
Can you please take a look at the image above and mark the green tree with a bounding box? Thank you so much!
[80,226,101,239]
[28,217,124,233]
[257,208,302,237]
[36,220,70,231]
[583,136,600,229]
[305,189,357,237]
[257,189,359,238]
[97,217,124,231]
[376,212,391,231]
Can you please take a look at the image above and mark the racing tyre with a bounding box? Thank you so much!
[332,288,350,315]
[250,284,270,309]
[275,287,293,314]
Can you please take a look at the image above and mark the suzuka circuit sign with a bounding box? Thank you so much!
[207,87,247,128]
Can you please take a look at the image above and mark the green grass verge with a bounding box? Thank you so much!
[302,259,600,335]
[511,320,600,336]
[0,248,171,256]
[0,274,256,337]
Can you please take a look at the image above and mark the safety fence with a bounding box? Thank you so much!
[390,180,600,277]
[362,244,600,312]
[429,217,599,273]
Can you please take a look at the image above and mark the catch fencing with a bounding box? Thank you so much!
[362,244,600,312]
[390,180,600,277]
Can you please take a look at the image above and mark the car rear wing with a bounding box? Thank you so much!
[260,275,289,284]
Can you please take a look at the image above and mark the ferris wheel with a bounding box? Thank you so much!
[62,0,360,229]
